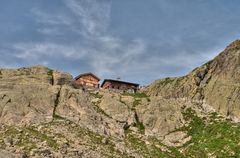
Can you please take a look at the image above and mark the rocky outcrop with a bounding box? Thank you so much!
[162,131,191,147]
[136,97,186,137]
[1,40,240,157]
[98,93,132,122]
[144,40,240,121]
[0,66,63,125]
[0,66,129,156]
[55,86,125,138]
[0,66,126,139]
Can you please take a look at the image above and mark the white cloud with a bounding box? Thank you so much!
[13,42,87,61]
[11,0,149,78]
[1,0,238,85]
[11,0,221,84]
[89,37,147,76]
[12,36,147,77]
[63,0,111,37]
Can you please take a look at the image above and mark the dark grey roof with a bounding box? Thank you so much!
[101,79,139,87]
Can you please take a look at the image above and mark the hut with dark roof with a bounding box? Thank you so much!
[101,79,139,93]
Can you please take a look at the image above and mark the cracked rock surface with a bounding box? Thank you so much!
[1,40,240,157]
[144,40,240,121]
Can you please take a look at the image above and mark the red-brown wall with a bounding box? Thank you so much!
[75,75,99,88]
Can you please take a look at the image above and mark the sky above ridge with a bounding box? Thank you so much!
[1,0,240,85]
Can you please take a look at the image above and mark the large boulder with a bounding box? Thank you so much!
[98,93,132,122]
[0,85,59,125]
[136,96,186,137]
[55,86,125,138]
[0,66,72,125]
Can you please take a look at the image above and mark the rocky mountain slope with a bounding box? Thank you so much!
[0,40,240,157]
[145,40,240,121]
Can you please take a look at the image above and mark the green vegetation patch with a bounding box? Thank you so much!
[125,108,240,158]
[0,125,59,154]
[122,92,148,98]
[122,92,149,134]
[25,127,58,149]
[125,133,184,158]
[47,69,54,76]
[123,92,150,110]
[135,122,145,134]
[89,92,103,99]
[180,108,240,158]
[75,124,127,158]
[132,99,141,109]
[90,97,112,118]
[92,104,112,118]
[133,112,145,134]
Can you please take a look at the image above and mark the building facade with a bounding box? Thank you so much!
[74,73,100,89]
[101,79,139,93]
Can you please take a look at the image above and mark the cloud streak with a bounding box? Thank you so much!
[1,0,240,85]
[11,0,150,81]
[64,0,111,37]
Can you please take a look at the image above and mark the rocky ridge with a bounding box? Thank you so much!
[1,40,240,157]
[145,40,240,120]
[0,66,151,157]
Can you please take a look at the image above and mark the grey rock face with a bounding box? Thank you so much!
[0,65,126,139]
[0,66,75,126]
[1,40,240,158]
[99,92,132,122]
[55,85,105,133]
[136,97,186,137]
[162,131,191,147]
[0,149,23,158]
[0,66,60,125]
[144,40,240,121]
[55,86,125,138]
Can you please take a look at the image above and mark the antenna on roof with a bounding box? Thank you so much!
[116,77,121,80]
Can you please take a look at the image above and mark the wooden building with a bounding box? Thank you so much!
[74,73,100,89]
[101,79,139,93]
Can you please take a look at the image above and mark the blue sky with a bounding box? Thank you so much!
[0,0,240,85]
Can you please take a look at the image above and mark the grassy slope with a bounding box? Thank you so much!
[180,108,240,158]
[119,92,240,157]
[125,107,240,158]
[1,91,240,157]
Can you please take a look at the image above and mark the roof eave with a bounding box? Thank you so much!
[101,79,139,87]
[75,73,100,81]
